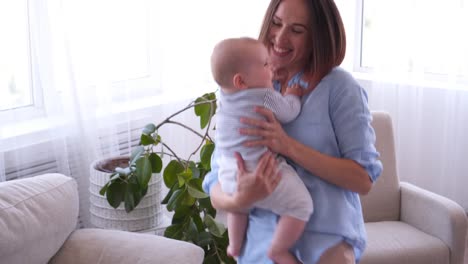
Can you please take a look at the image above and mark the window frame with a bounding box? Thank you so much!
[0,0,45,123]
[353,0,365,73]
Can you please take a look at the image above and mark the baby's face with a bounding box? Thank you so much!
[244,44,273,88]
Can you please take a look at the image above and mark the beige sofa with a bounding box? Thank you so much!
[0,173,204,264]
[360,112,467,264]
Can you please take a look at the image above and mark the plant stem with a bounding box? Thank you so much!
[166,120,213,141]
[154,100,216,163]
[155,99,216,130]
[160,142,183,164]
[213,241,223,262]
[188,100,215,161]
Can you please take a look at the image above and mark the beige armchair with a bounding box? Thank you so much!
[360,112,467,264]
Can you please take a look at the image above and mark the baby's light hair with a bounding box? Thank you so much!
[210,37,260,89]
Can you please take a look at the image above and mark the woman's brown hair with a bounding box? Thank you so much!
[258,0,346,80]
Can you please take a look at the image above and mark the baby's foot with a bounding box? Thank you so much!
[227,244,240,258]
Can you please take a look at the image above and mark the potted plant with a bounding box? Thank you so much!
[89,155,162,231]
[99,92,235,263]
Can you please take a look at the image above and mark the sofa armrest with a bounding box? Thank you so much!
[400,182,467,264]
[49,228,204,264]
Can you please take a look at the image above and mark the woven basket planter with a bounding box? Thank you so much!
[89,156,162,232]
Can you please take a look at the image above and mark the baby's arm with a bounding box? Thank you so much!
[264,87,302,124]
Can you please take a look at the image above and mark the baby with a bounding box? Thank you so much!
[210,37,313,264]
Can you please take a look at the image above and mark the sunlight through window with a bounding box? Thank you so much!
[0,0,33,111]
[361,0,467,77]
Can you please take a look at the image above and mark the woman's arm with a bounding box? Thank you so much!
[284,136,372,195]
[241,107,372,195]
[209,151,281,212]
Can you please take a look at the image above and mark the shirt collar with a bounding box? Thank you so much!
[273,71,309,92]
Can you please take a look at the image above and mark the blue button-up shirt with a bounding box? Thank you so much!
[203,67,383,263]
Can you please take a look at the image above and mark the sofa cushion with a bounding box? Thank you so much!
[361,221,450,264]
[50,228,205,264]
[0,173,79,264]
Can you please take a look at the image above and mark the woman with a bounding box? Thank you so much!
[202,0,383,263]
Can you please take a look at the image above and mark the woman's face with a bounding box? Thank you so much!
[267,0,311,75]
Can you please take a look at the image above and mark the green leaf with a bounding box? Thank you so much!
[201,113,211,129]
[140,134,156,146]
[163,160,184,188]
[204,214,226,238]
[186,218,198,242]
[187,178,209,199]
[199,197,216,218]
[153,134,161,145]
[99,182,109,196]
[140,186,148,198]
[136,156,152,188]
[126,176,143,211]
[124,187,135,213]
[206,92,216,101]
[172,205,191,224]
[167,189,185,211]
[130,146,145,165]
[192,212,204,232]
[200,141,215,170]
[194,93,216,129]
[148,153,163,173]
[142,123,156,135]
[162,182,178,204]
[197,231,213,247]
[106,180,126,209]
[196,163,210,182]
[177,170,192,187]
[181,192,196,206]
[189,162,200,179]
[214,228,230,247]
[166,187,194,209]
[164,223,184,240]
[203,255,218,264]
[194,97,209,116]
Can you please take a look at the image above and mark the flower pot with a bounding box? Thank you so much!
[89,156,162,231]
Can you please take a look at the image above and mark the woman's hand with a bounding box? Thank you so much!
[233,151,281,209]
[209,151,281,212]
[239,107,292,156]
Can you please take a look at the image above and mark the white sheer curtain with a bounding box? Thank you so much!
[338,0,468,212]
[0,0,141,228]
[363,81,468,212]
[0,0,270,227]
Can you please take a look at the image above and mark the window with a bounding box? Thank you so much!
[0,0,34,112]
[1,0,271,117]
[157,1,270,97]
[65,0,271,101]
[64,0,155,101]
[359,0,467,78]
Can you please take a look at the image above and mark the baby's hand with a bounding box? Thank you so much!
[284,83,303,97]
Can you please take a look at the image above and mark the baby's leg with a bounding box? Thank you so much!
[227,212,249,257]
[267,216,306,264]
